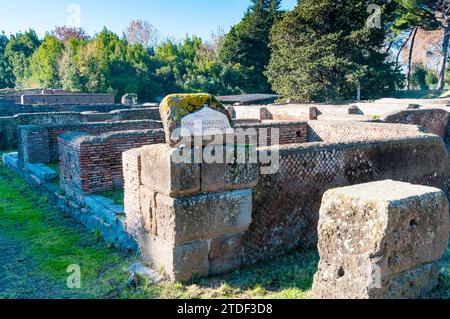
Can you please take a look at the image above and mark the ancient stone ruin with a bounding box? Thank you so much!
[312,180,449,299]
[1,90,449,297]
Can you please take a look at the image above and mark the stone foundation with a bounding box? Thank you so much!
[124,143,258,282]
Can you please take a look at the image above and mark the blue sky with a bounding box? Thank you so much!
[0,0,298,41]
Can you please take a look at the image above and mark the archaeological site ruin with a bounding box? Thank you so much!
[1,89,449,299]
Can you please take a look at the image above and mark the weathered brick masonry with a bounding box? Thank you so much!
[0,102,134,117]
[59,129,166,199]
[21,93,115,105]
[236,121,308,146]
[381,109,450,139]
[1,112,82,151]
[243,133,450,264]
[1,107,161,151]
[307,121,425,143]
[19,120,162,164]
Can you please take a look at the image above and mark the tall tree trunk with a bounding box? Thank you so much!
[406,27,418,90]
[395,30,414,69]
[438,23,450,90]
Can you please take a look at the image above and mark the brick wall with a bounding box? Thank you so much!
[122,149,143,240]
[21,93,115,105]
[18,120,162,164]
[0,101,153,118]
[307,121,424,143]
[1,108,161,151]
[243,135,450,265]
[59,129,166,199]
[381,109,450,139]
[81,108,161,122]
[235,121,308,146]
[19,126,50,165]
[1,112,82,151]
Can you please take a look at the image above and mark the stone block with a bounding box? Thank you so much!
[201,144,259,193]
[139,233,210,282]
[260,107,273,120]
[26,163,57,183]
[139,185,157,234]
[348,105,362,115]
[140,144,201,197]
[209,232,244,275]
[159,93,233,147]
[2,152,19,172]
[312,180,450,299]
[152,189,252,245]
[309,107,319,120]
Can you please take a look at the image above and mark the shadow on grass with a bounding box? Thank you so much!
[192,248,319,299]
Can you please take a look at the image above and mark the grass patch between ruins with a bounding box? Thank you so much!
[0,159,449,299]
[99,189,125,206]
[0,160,320,299]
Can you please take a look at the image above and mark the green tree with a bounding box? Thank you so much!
[4,29,41,88]
[392,1,441,89]
[28,34,64,88]
[58,38,85,92]
[0,32,14,88]
[154,36,244,96]
[219,0,282,93]
[266,0,404,102]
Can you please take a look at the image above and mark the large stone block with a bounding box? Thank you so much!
[139,233,210,282]
[312,180,449,299]
[140,144,201,197]
[201,144,259,193]
[151,189,252,245]
[159,93,233,147]
[209,232,244,275]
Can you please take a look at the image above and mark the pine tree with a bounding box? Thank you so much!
[266,0,404,102]
[219,0,281,93]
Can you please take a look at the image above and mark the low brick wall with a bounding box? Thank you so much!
[59,129,166,199]
[381,109,450,139]
[19,120,163,164]
[21,93,115,105]
[243,134,450,264]
[0,103,145,117]
[307,121,424,143]
[235,121,308,146]
[1,108,161,151]
[81,108,161,122]
[1,112,82,151]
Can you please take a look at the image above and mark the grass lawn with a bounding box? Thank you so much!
[0,161,319,299]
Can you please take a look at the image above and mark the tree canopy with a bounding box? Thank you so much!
[0,3,448,102]
[266,0,404,102]
[219,0,282,94]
